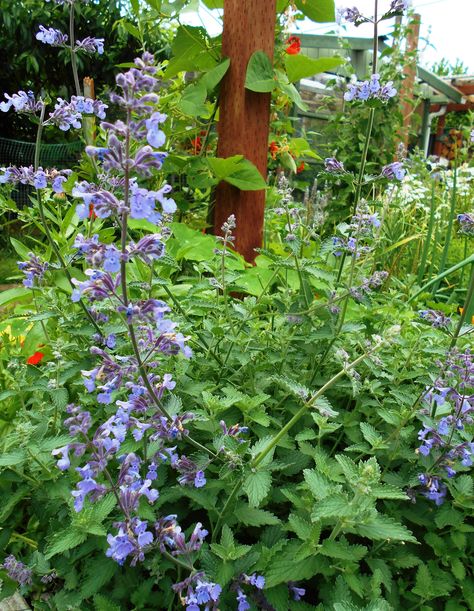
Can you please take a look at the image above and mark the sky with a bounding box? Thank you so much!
[182,0,474,73]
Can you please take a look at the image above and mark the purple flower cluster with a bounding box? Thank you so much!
[333,206,380,258]
[324,157,345,173]
[382,161,405,181]
[75,37,105,55]
[390,0,411,11]
[47,96,107,131]
[0,88,107,131]
[417,349,474,503]
[18,253,49,288]
[0,166,70,191]
[337,6,367,26]
[457,212,474,236]
[232,573,266,611]
[0,555,33,586]
[173,572,222,610]
[344,74,397,103]
[36,25,68,46]
[349,271,389,301]
[0,90,43,114]
[419,309,451,329]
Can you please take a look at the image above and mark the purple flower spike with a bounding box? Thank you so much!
[36,25,68,46]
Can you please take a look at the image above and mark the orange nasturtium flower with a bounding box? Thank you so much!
[285,36,301,55]
[269,141,280,160]
[296,161,306,174]
[27,351,45,365]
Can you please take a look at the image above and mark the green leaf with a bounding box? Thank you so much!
[319,538,368,561]
[360,422,387,448]
[353,514,417,543]
[233,503,280,526]
[201,58,230,92]
[243,470,272,507]
[245,50,275,92]
[94,594,121,611]
[201,0,223,7]
[277,75,308,111]
[295,0,336,22]
[284,54,344,83]
[304,468,335,500]
[311,494,351,521]
[46,528,88,558]
[206,155,267,190]
[264,542,324,588]
[0,286,31,307]
[164,26,213,79]
[10,237,31,259]
[178,81,208,116]
[0,450,26,467]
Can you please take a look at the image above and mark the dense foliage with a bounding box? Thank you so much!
[0,1,473,610]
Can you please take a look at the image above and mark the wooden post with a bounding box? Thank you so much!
[83,77,96,146]
[213,0,277,263]
[399,13,421,147]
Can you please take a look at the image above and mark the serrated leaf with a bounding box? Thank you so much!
[0,450,26,467]
[353,514,417,543]
[46,528,88,558]
[319,538,367,561]
[311,494,350,521]
[272,375,310,401]
[303,469,334,500]
[234,504,280,526]
[243,470,272,507]
[370,484,407,500]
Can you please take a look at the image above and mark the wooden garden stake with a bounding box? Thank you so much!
[213,0,277,263]
[83,77,96,146]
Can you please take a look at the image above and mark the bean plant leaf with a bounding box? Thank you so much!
[206,155,267,190]
[284,54,344,83]
[178,81,208,116]
[201,58,230,92]
[295,0,336,22]
[245,50,275,92]
[201,0,223,7]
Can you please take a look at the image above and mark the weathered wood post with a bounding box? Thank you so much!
[213,0,277,263]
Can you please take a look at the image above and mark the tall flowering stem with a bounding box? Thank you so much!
[69,1,82,96]
[450,263,474,349]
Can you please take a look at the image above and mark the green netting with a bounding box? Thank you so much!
[0,137,83,205]
[0,136,83,168]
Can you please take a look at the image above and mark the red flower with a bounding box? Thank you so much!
[269,141,280,160]
[27,351,45,365]
[190,136,202,155]
[296,161,305,174]
[285,36,301,55]
[89,204,96,219]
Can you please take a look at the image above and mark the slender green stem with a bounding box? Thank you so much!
[119,112,217,460]
[432,164,457,295]
[69,3,82,96]
[213,479,241,538]
[162,549,195,572]
[253,347,378,468]
[450,264,474,349]
[33,108,102,335]
[417,182,437,284]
